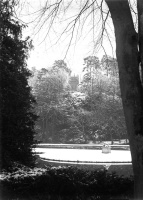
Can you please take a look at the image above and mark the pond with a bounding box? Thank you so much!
[35,148,132,165]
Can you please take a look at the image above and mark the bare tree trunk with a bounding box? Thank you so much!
[0,50,2,171]
[138,0,143,84]
[105,0,143,199]
[0,2,2,171]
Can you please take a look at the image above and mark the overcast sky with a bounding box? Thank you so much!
[17,0,116,75]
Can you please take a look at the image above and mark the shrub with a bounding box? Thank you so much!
[0,166,134,199]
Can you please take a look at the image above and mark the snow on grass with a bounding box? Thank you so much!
[0,167,47,180]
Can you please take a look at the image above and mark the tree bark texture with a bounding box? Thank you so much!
[105,0,143,199]
[137,0,143,84]
[0,1,2,171]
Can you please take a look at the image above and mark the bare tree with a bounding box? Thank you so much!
[105,1,143,199]
[17,0,143,199]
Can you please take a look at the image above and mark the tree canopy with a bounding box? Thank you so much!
[30,55,127,145]
[1,0,38,169]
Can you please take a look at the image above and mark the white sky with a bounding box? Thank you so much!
[17,0,116,75]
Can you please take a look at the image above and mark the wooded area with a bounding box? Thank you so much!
[1,0,143,199]
[29,56,127,144]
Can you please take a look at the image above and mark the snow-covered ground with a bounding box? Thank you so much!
[35,148,131,164]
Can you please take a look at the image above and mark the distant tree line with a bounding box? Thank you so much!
[29,55,127,144]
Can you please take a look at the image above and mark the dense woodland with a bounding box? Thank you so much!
[29,56,127,144]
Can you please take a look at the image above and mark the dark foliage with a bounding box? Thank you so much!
[0,0,38,170]
[0,166,134,199]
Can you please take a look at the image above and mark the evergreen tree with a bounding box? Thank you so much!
[0,0,38,169]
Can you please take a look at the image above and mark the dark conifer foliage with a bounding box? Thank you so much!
[0,0,38,169]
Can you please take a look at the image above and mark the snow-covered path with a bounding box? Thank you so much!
[35,148,132,164]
